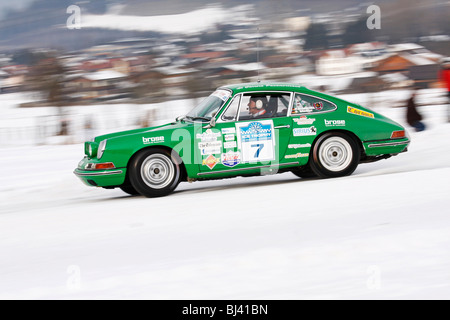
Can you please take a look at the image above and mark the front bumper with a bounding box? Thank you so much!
[74,157,126,187]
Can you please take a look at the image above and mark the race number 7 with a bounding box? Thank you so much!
[251,143,264,158]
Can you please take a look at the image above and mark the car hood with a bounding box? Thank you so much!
[93,120,194,142]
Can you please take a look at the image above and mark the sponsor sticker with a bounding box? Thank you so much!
[347,106,374,118]
[313,102,323,110]
[285,153,309,159]
[292,98,315,113]
[324,119,346,126]
[143,136,164,144]
[198,141,222,149]
[288,143,311,149]
[211,89,231,101]
[202,154,220,170]
[221,151,241,167]
[293,126,317,137]
[196,129,221,142]
[224,141,237,149]
[293,117,316,125]
[224,134,235,141]
[199,141,222,156]
[221,127,236,134]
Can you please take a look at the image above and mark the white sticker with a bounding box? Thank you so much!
[236,120,275,163]
[224,141,237,149]
[143,136,164,144]
[324,119,345,126]
[221,127,236,134]
[294,117,316,125]
[288,143,311,149]
[211,89,231,102]
[293,126,317,137]
[196,129,221,142]
[224,134,235,141]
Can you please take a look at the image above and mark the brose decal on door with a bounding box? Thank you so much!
[236,120,275,163]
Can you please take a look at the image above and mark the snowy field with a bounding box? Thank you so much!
[0,92,449,300]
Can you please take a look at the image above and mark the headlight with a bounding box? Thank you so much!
[84,141,98,158]
[97,139,107,159]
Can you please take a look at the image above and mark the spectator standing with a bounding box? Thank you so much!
[406,90,425,132]
[439,59,450,122]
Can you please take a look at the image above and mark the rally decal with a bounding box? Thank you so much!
[221,151,241,168]
[347,106,374,118]
[236,120,275,163]
[202,154,220,170]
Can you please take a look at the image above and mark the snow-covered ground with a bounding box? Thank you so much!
[0,92,449,299]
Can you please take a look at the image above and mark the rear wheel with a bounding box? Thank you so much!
[129,148,181,197]
[310,132,360,178]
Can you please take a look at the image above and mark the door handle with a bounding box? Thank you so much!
[274,125,290,129]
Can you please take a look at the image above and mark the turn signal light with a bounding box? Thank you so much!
[391,130,405,139]
[94,162,116,170]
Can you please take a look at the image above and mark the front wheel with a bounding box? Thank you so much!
[129,148,181,197]
[310,132,360,178]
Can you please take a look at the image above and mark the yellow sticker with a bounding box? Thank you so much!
[347,106,374,118]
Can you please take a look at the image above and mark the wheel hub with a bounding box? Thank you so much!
[319,137,353,172]
[141,154,174,189]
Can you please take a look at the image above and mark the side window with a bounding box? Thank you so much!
[291,93,336,114]
[239,93,291,120]
[221,95,240,121]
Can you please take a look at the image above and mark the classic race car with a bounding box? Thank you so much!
[74,82,410,197]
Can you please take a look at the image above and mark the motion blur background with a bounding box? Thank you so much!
[1,0,450,300]
[0,0,449,145]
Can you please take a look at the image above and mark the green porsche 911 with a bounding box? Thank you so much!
[74,82,410,197]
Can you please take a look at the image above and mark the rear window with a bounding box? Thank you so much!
[291,93,336,114]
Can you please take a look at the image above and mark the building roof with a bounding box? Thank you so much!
[84,70,127,81]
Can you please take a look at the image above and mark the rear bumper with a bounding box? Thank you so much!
[363,138,410,156]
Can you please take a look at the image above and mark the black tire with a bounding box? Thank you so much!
[291,165,317,178]
[310,132,360,178]
[129,148,181,198]
[119,184,140,196]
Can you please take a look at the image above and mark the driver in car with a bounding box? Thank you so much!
[248,97,268,118]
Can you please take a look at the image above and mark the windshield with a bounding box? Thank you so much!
[184,89,231,121]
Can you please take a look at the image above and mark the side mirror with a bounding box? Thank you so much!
[203,118,216,129]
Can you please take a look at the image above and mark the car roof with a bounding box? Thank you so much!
[220,82,307,94]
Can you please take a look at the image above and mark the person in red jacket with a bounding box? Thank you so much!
[440,59,450,122]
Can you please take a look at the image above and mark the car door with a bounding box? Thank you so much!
[197,92,293,174]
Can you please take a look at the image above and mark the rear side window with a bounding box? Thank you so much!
[291,93,336,114]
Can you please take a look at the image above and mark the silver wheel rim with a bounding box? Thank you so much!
[318,137,353,172]
[141,154,175,189]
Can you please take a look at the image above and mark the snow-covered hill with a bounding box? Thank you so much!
[0,99,449,299]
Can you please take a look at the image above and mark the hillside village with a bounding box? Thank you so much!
[0,4,448,107]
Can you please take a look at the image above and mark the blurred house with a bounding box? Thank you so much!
[368,52,440,88]
[346,76,388,93]
[0,65,28,93]
[64,70,129,102]
[316,50,363,75]
[283,16,311,33]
